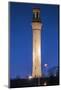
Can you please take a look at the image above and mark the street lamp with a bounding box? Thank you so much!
[44,82,47,86]
[44,64,48,67]
[28,76,32,80]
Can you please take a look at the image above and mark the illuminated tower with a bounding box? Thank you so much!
[32,8,42,78]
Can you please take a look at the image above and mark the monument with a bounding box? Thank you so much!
[32,8,42,78]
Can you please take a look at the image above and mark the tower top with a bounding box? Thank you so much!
[33,8,40,13]
[32,8,41,22]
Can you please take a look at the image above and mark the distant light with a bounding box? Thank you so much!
[44,64,48,67]
[54,74,56,77]
[28,76,32,79]
[44,82,47,86]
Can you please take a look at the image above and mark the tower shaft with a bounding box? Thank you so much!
[32,9,42,78]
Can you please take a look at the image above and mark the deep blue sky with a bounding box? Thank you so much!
[10,2,59,79]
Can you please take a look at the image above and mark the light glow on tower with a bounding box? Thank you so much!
[38,46,41,58]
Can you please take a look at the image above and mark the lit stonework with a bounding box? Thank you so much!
[32,8,42,78]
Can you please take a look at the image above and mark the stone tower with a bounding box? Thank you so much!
[32,8,42,78]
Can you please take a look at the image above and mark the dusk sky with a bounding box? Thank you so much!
[10,2,59,79]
